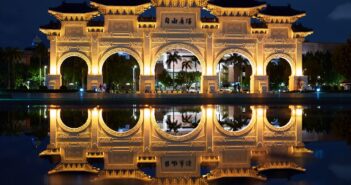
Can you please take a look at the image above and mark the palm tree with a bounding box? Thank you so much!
[182,60,192,72]
[181,113,192,123]
[226,53,246,66]
[191,56,200,90]
[166,51,181,90]
[191,56,200,71]
[192,113,200,128]
[218,107,251,131]
[181,60,193,91]
[3,48,22,89]
[166,116,180,134]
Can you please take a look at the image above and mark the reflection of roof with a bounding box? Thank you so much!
[206,168,267,181]
[49,2,98,13]
[39,148,61,157]
[91,0,151,6]
[259,5,305,16]
[48,163,99,174]
[257,162,306,172]
[95,169,151,182]
[154,177,207,185]
[208,0,266,8]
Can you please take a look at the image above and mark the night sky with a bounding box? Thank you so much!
[0,0,350,48]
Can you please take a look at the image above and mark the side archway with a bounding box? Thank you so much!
[152,106,205,142]
[98,109,143,137]
[98,47,143,75]
[57,109,91,133]
[152,42,205,75]
[264,106,295,132]
[264,53,295,76]
[57,51,92,75]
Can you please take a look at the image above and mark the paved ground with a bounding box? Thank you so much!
[0,92,351,105]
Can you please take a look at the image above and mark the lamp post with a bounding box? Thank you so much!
[133,65,138,92]
[43,65,47,86]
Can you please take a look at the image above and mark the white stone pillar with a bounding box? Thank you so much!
[142,108,150,152]
[294,106,304,147]
[46,36,61,89]
[201,75,218,93]
[252,36,268,93]
[289,38,308,91]
[252,75,269,93]
[90,33,99,75]
[49,109,58,146]
[139,75,155,93]
[91,108,99,149]
[255,106,265,147]
[87,75,103,90]
[49,36,58,75]
[205,106,214,152]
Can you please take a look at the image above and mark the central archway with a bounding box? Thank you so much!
[215,49,255,93]
[100,50,141,93]
[154,106,202,137]
[101,108,140,133]
[216,105,253,134]
[154,48,203,93]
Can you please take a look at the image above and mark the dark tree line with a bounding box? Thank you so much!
[303,108,351,144]
[303,38,351,89]
[0,44,49,90]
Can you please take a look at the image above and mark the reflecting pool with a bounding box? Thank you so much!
[0,105,351,185]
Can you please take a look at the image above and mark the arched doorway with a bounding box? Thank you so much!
[266,107,292,128]
[60,57,88,90]
[216,105,252,132]
[60,109,89,128]
[154,49,202,93]
[102,52,140,93]
[154,106,202,136]
[217,53,253,93]
[101,108,140,133]
[266,58,292,92]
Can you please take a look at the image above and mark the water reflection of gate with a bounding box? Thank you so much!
[42,106,310,184]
